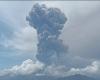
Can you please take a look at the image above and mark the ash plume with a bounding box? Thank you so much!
[26,3,68,65]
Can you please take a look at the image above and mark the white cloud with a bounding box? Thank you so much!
[67,61,100,76]
[0,59,44,76]
[0,1,38,55]
[43,64,68,77]
[42,61,100,77]
[1,26,38,55]
[0,60,100,77]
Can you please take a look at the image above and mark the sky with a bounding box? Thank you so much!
[0,1,100,78]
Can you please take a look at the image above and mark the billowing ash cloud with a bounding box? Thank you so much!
[26,3,68,65]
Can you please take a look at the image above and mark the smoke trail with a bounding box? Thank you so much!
[26,3,68,65]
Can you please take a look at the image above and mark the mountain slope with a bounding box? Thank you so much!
[0,74,96,80]
[58,74,96,80]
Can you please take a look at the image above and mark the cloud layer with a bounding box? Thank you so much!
[1,26,38,54]
[0,59,44,76]
[41,61,100,78]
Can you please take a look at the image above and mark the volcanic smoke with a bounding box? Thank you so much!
[27,3,68,65]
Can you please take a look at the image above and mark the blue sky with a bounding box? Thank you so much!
[0,1,100,78]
